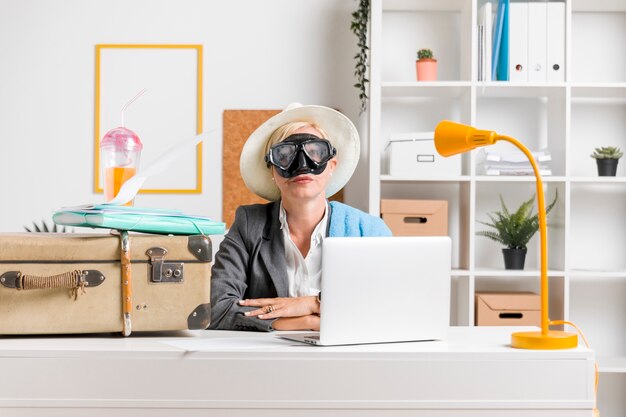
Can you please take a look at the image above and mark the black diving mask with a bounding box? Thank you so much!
[265,133,336,179]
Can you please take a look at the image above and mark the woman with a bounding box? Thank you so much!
[209,104,391,332]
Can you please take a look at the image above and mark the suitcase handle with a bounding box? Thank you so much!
[0,270,105,299]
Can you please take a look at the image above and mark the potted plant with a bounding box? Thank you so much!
[416,48,437,81]
[590,146,623,176]
[477,192,558,270]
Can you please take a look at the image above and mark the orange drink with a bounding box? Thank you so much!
[105,166,136,206]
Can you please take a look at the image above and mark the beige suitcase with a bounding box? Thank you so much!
[0,232,212,335]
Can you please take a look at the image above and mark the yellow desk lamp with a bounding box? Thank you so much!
[434,121,578,349]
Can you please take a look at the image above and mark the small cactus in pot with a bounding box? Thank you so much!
[591,146,623,176]
[416,48,437,81]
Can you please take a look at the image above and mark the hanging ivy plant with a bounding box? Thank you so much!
[350,0,370,114]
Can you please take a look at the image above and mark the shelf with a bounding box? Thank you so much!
[475,84,565,98]
[570,177,626,184]
[571,83,626,100]
[382,82,471,98]
[475,176,566,183]
[569,270,626,280]
[371,2,624,406]
[572,0,626,12]
[380,175,471,183]
[383,0,467,12]
[473,269,566,277]
[598,356,626,373]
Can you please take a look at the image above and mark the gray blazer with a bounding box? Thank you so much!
[209,200,391,331]
[208,202,290,331]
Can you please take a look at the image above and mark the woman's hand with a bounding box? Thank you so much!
[271,315,320,331]
[240,296,320,319]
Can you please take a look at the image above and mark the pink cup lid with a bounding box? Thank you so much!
[100,127,143,151]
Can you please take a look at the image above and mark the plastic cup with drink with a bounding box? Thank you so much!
[100,127,142,206]
[100,89,146,206]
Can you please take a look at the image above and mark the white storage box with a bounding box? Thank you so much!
[384,132,462,177]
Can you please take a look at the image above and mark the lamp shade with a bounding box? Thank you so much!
[434,121,498,157]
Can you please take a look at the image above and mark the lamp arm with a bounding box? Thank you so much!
[496,135,550,336]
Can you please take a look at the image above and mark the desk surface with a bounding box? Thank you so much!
[0,327,595,417]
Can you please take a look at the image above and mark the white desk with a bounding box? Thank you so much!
[0,327,594,417]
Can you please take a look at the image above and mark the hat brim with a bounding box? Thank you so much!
[240,104,360,201]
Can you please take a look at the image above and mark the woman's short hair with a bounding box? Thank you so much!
[264,122,329,157]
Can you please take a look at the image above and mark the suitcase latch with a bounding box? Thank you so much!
[146,247,184,283]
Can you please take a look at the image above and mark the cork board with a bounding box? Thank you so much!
[222,110,278,228]
[222,110,344,229]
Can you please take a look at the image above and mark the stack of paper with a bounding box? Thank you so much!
[53,204,226,235]
[480,149,552,176]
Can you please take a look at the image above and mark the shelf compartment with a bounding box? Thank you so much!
[381,5,471,82]
[474,182,565,271]
[570,98,626,177]
[473,274,566,327]
[569,279,626,360]
[475,90,566,176]
[380,182,471,270]
[380,93,472,176]
[571,10,626,82]
[569,183,626,271]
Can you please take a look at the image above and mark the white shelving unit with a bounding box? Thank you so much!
[368,0,625,415]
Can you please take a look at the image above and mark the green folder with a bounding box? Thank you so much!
[53,205,225,236]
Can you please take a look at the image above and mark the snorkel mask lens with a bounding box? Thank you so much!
[265,134,336,178]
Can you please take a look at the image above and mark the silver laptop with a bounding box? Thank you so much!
[279,236,451,346]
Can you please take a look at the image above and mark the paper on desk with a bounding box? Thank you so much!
[108,131,210,206]
[161,336,294,352]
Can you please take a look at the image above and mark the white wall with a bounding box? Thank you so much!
[0,0,368,232]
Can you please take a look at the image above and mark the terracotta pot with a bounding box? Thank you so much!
[416,58,437,81]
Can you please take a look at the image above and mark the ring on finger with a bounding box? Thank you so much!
[267,305,275,313]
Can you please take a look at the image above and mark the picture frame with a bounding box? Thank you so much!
[94,44,203,194]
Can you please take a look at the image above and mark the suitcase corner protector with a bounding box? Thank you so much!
[188,303,211,329]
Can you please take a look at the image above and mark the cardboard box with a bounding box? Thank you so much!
[475,292,540,326]
[384,132,462,177]
[381,199,448,236]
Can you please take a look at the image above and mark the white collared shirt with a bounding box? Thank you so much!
[279,201,328,298]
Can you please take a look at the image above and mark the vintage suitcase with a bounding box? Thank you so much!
[0,232,212,335]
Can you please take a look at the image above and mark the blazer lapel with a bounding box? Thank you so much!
[260,202,289,297]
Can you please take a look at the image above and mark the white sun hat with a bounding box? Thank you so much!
[239,103,360,201]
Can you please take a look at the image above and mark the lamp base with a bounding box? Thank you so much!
[511,330,578,350]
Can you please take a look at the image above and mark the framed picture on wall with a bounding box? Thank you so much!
[94,44,203,194]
